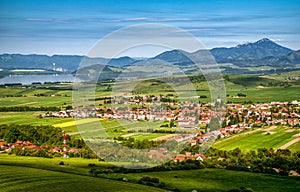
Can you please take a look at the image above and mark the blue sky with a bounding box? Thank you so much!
[0,0,299,57]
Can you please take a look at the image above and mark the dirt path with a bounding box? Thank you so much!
[264,125,277,132]
[11,102,37,106]
[122,133,139,137]
[68,131,84,135]
[278,137,300,149]
[285,129,296,132]
[293,133,300,137]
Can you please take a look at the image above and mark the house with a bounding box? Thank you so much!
[195,154,205,161]
[178,120,190,127]
[166,115,175,122]
[0,141,6,150]
[173,154,186,162]
[190,140,197,146]
[50,147,62,153]
[68,148,79,153]
[0,141,6,147]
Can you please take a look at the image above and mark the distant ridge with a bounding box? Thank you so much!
[0,54,138,71]
[0,38,297,72]
[210,38,293,61]
[153,49,191,63]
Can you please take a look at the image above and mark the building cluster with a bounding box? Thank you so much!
[0,140,79,154]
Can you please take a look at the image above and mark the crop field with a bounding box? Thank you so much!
[288,141,300,152]
[0,96,71,107]
[125,133,169,140]
[0,165,165,192]
[0,154,112,175]
[53,118,101,128]
[0,112,171,140]
[226,86,300,103]
[213,126,300,151]
[103,169,300,192]
[0,112,73,126]
[1,72,300,108]
[1,154,299,192]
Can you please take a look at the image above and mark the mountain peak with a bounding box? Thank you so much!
[256,38,273,43]
[152,49,191,63]
[211,38,294,61]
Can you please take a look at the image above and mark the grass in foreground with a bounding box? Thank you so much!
[0,154,299,192]
[0,165,166,192]
[102,169,300,192]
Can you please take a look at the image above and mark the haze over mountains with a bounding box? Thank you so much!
[0,38,299,73]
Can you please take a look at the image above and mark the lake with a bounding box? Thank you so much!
[0,74,82,85]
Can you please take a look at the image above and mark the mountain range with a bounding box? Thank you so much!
[0,38,299,73]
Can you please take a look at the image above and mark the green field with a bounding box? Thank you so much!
[0,112,171,140]
[213,126,299,151]
[0,72,300,109]
[125,133,169,140]
[288,141,300,152]
[106,169,300,192]
[0,112,74,126]
[0,154,299,192]
[0,165,165,192]
[0,96,71,107]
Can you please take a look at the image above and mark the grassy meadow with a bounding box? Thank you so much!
[0,72,300,109]
[0,165,166,192]
[213,126,300,152]
[105,169,300,192]
[0,154,299,192]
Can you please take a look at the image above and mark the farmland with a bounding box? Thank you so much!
[213,126,300,152]
[0,154,299,192]
[106,169,300,192]
[0,112,73,126]
[0,72,299,108]
[0,165,165,192]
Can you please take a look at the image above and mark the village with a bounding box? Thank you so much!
[1,95,299,162]
[42,95,300,130]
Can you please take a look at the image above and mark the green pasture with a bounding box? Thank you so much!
[263,70,300,81]
[105,169,300,192]
[288,141,300,152]
[0,165,164,192]
[213,126,299,151]
[0,112,73,126]
[126,133,169,140]
[1,154,299,192]
[1,72,300,108]
[226,86,300,103]
[0,96,71,107]
[0,154,109,175]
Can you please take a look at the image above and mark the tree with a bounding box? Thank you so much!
[5,127,23,143]
[29,127,39,144]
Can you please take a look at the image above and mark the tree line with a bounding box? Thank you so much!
[0,106,60,112]
[0,124,98,158]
